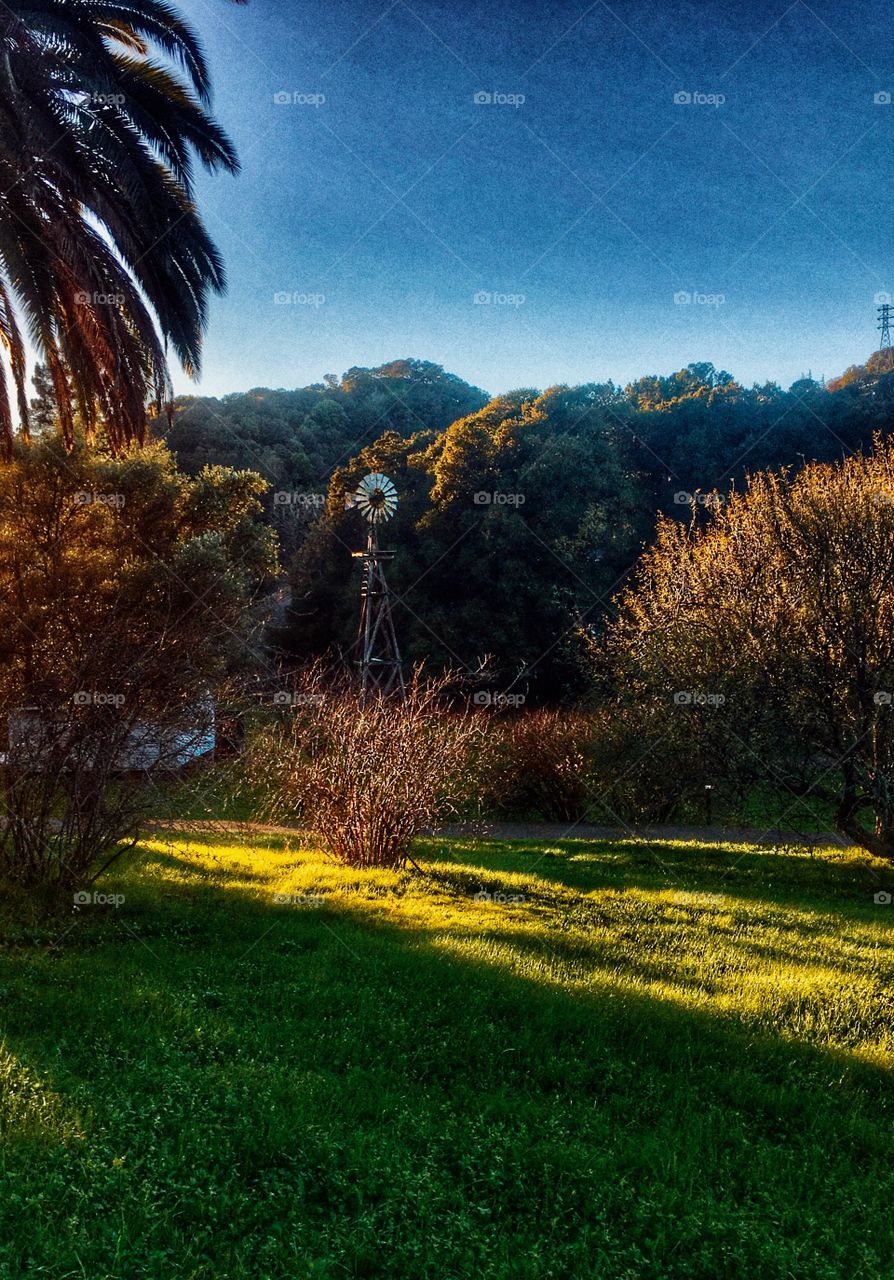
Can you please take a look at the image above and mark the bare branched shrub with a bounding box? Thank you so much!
[247,672,485,868]
[0,662,220,892]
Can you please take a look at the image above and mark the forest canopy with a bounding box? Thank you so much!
[32,351,894,699]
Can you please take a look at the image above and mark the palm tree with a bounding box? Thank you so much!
[0,0,239,455]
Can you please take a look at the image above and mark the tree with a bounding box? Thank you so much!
[28,364,58,438]
[260,353,894,702]
[608,439,894,858]
[866,349,894,375]
[0,437,276,892]
[0,0,237,455]
[166,362,488,556]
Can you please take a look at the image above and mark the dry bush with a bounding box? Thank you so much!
[480,709,599,823]
[248,672,485,868]
[0,688,216,891]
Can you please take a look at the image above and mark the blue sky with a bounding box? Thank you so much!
[173,0,894,398]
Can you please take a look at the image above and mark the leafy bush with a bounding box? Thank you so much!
[606,437,894,856]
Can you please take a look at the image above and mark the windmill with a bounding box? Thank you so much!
[350,473,405,700]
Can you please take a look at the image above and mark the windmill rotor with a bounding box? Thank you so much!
[353,473,398,524]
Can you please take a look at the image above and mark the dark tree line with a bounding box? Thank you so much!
[29,352,894,701]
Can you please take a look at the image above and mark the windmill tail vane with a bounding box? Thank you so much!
[351,473,405,700]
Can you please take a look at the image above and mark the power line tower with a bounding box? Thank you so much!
[879,302,892,349]
[350,473,405,701]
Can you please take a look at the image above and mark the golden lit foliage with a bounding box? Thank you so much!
[610,438,894,856]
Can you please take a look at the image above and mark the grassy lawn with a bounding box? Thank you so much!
[0,832,893,1278]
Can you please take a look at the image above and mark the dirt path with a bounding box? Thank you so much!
[143,818,850,849]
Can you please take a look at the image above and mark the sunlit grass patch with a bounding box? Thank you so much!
[135,830,894,1063]
[0,1045,86,1147]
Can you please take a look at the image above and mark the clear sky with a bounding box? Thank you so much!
[172,0,894,399]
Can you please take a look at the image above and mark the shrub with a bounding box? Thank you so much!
[479,709,599,823]
[248,673,484,868]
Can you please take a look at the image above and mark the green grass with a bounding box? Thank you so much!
[1,831,893,1279]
